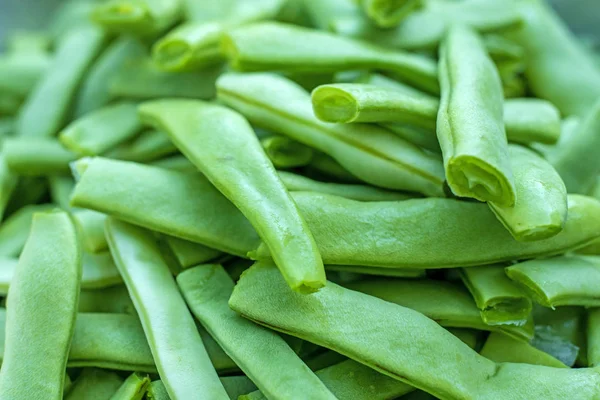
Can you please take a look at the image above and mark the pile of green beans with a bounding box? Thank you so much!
[1,0,600,399]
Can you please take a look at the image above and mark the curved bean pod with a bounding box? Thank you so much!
[216,72,446,197]
[251,192,600,269]
[3,137,77,176]
[139,99,325,292]
[437,25,514,205]
[0,211,81,400]
[460,265,531,326]
[230,262,600,400]
[105,218,228,399]
[177,264,337,399]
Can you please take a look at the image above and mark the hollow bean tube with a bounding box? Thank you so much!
[437,25,515,205]
[177,264,337,399]
[16,25,107,137]
[261,136,314,169]
[105,218,228,399]
[251,192,600,269]
[216,72,446,197]
[0,211,81,400]
[221,22,439,94]
[91,0,183,36]
[229,262,600,400]
[460,265,531,326]
[506,255,600,308]
[70,157,260,257]
[358,0,422,28]
[487,144,567,241]
[139,99,325,293]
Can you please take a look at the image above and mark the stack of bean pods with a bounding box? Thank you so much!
[1,0,600,399]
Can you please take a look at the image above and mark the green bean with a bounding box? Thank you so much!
[177,264,337,398]
[480,332,566,368]
[261,135,314,168]
[326,265,426,278]
[230,262,600,400]
[149,154,195,172]
[78,285,135,314]
[104,129,177,163]
[91,0,183,36]
[0,211,80,400]
[220,376,257,400]
[346,278,533,341]
[109,372,150,400]
[331,0,522,51]
[163,235,222,269]
[75,38,147,116]
[241,359,415,400]
[514,0,600,116]
[65,369,124,400]
[145,380,171,400]
[60,102,143,156]
[222,22,439,94]
[358,0,422,28]
[109,56,223,99]
[544,99,600,194]
[152,0,285,71]
[313,83,561,145]
[0,204,54,257]
[0,258,18,296]
[487,144,567,241]
[279,171,412,201]
[71,157,259,257]
[533,116,580,161]
[16,25,107,137]
[303,152,361,183]
[105,219,228,399]
[506,255,600,308]
[139,100,326,292]
[460,265,531,326]
[251,192,600,269]
[72,210,109,253]
[216,72,446,196]
[437,25,514,205]
[3,137,77,176]
[0,51,50,98]
[587,308,600,367]
[0,156,17,220]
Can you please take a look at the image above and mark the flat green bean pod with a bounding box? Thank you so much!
[358,0,422,28]
[506,255,600,308]
[0,204,54,257]
[261,135,314,169]
[109,372,150,400]
[251,192,600,269]
[105,219,228,399]
[75,37,147,116]
[502,98,561,145]
[139,99,325,292]
[0,155,17,220]
[545,99,600,194]
[164,235,222,269]
[104,129,177,163]
[216,72,446,197]
[460,265,531,326]
[514,0,600,116]
[72,210,109,253]
[587,309,600,367]
[480,332,566,368]
[152,0,285,71]
[71,157,260,257]
[65,368,124,400]
[345,278,533,341]
[279,171,411,202]
[0,211,81,400]
[60,102,143,156]
[487,144,567,241]
[437,25,515,205]
[91,0,183,36]
[222,22,439,94]
[110,56,223,99]
[17,25,107,137]
[0,51,50,98]
[331,0,522,51]
[230,262,600,400]
[3,137,77,176]
[177,264,337,399]
[78,285,135,314]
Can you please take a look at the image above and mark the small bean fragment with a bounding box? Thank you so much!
[109,372,150,400]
